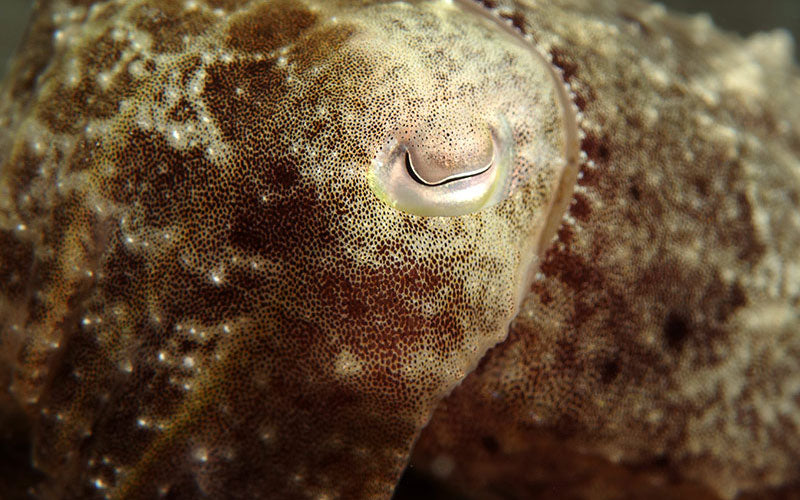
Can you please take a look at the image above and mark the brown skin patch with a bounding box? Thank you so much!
[499,11,527,34]
[412,2,800,491]
[568,192,592,221]
[3,4,560,496]
[580,132,612,166]
[550,48,579,84]
[229,182,333,262]
[37,69,137,135]
[413,380,723,500]
[226,1,318,54]
[288,23,359,73]
[203,59,290,146]
[102,129,217,219]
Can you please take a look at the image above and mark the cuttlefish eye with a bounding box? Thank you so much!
[369,117,514,217]
[405,140,493,186]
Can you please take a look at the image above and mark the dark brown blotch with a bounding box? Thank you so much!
[540,244,601,294]
[499,11,527,34]
[229,183,333,263]
[100,236,148,308]
[83,27,129,73]
[5,144,42,210]
[550,47,579,84]
[203,59,289,146]
[204,0,249,9]
[580,132,611,166]
[599,356,621,385]
[103,129,216,230]
[628,183,641,201]
[663,311,690,351]
[568,193,592,222]
[163,263,250,326]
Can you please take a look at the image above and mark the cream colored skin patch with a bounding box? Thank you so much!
[0,1,798,500]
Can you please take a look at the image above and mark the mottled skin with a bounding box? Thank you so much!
[0,1,797,500]
[412,2,800,499]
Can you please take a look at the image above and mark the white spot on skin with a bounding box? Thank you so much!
[334,350,363,377]
[192,447,209,463]
[118,359,133,373]
[129,60,147,79]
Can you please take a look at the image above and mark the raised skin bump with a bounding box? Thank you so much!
[0,0,799,499]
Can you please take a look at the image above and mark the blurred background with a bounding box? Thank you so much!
[1,0,31,77]
[1,0,799,78]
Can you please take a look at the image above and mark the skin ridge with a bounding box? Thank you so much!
[0,0,798,499]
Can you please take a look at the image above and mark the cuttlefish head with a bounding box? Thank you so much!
[7,0,577,497]
[188,2,577,494]
[232,0,581,394]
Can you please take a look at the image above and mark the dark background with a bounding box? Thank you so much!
[0,0,798,78]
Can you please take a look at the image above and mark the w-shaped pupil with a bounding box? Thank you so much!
[405,150,493,187]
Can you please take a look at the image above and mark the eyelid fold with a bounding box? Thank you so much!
[405,144,494,187]
[368,116,515,217]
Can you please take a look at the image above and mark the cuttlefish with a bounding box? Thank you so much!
[0,0,798,498]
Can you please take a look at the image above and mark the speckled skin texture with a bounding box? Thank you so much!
[0,0,798,499]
